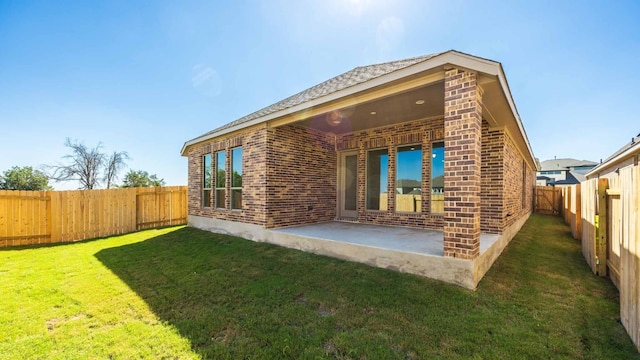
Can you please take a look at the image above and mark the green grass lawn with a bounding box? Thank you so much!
[0,214,637,359]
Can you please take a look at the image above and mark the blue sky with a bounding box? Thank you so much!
[1,0,639,189]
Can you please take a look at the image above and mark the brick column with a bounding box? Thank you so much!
[443,68,483,259]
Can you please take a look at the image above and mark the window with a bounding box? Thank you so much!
[522,160,527,209]
[431,142,444,214]
[202,154,212,208]
[366,149,388,210]
[215,151,226,209]
[231,147,243,210]
[396,145,422,213]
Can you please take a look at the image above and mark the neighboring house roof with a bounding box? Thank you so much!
[536,175,551,181]
[553,171,581,185]
[570,171,587,183]
[431,175,444,188]
[396,179,422,188]
[587,132,640,177]
[539,158,598,172]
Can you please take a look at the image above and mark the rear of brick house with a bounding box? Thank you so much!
[181,50,538,288]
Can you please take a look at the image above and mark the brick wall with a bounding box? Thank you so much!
[443,68,482,259]
[265,125,337,228]
[480,122,535,234]
[503,132,534,228]
[187,125,268,226]
[337,118,445,230]
[480,122,505,233]
[186,116,534,237]
[185,86,535,243]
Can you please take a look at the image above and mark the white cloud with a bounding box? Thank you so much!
[191,64,222,97]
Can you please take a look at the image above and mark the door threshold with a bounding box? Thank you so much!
[335,217,358,223]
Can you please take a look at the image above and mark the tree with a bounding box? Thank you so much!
[0,166,52,190]
[104,151,129,189]
[121,170,165,188]
[48,138,128,190]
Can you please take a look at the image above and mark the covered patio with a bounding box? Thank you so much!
[266,221,506,289]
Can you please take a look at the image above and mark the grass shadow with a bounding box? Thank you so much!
[0,234,133,251]
[95,217,640,359]
[1,225,185,252]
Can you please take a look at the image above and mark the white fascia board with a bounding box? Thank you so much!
[586,142,640,177]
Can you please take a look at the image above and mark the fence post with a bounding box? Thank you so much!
[596,178,609,276]
[576,184,582,240]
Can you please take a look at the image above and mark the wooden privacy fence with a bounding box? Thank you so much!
[534,186,562,215]
[557,165,640,351]
[378,194,444,213]
[0,186,187,248]
[560,185,582,240]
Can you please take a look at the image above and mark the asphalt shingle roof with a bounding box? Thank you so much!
[396,179,422,188]
[540,158,598,171]
[189,52,446,142]
[431,175,444,188]
[554,171,581,185]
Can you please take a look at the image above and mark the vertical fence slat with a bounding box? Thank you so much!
[0,191,7,247]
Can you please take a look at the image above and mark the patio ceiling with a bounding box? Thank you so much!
[294,81,445,135]
[268,67,519,137]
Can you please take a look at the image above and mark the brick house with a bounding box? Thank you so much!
[181,50,538,288]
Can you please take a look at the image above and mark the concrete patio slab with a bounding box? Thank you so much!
[272,221,500,257]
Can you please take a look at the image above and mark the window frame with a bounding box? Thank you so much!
[215,150,226,209]
[521,160,527,209]
[365,147,389,211]
[202,153,212,208]
[395,144,423,214]
[230,146,243,210]
[430,141,445,215]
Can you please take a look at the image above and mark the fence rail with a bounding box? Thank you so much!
[0,186,187,248]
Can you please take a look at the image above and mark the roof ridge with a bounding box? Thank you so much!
[353,51,445,70]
